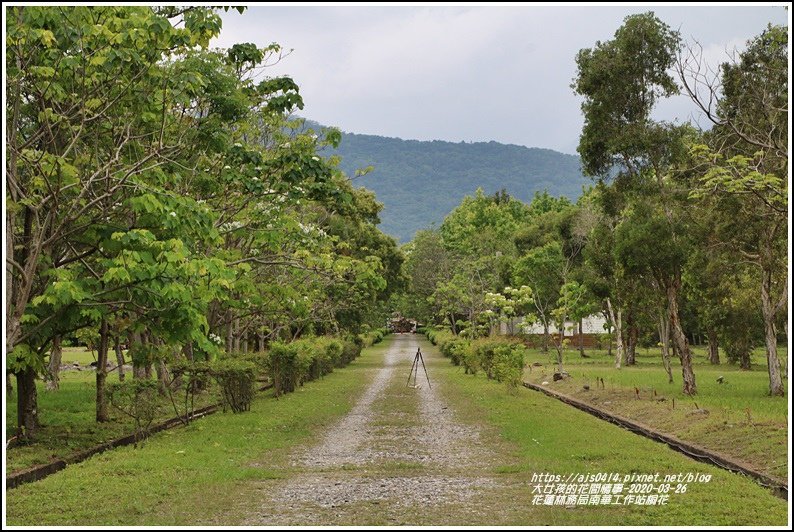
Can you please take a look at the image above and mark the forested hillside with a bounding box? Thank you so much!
[311,124,589,241]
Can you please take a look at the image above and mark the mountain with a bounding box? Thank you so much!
[316,125,590,242]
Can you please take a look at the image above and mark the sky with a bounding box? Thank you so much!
[212,3,789,155]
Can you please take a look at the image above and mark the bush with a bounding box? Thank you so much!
[209,359,256,413]
[439,334,470,368]
[268,336,364,397]
[596,333,613,351]
[108,380,162,446]
[340,337,362,366]
[267,341,300,397]
[491,343,525,389]
[359,328,388,348]
[468,339,525,384]
[304,337,343,380]
[431,328,527,389]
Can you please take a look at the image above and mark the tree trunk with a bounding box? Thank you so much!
[606,298,623,369]
[96,318,110,422]
[604,310,613,357]
[578,317,585,357]
[46,335,62,390]
[625,311,637,366]
[555,320,565,373]
[233,318,241,352]
[182,341,194,362]
[259,332,266,353]
[667,280,696,395]
[156,358,169,395]
[130,330,147,379]
[707,328,720,365]
[226,313,233,353]
[6,371,13,396]
[16,366,39,439]
[760,268,784,396]
[449,313,458,335]
[6,211,14,344]
[115,336,126,382]
[659,314,673,383]
[144,333,153,379]
[542,321,549,353]
[739,350,752,370]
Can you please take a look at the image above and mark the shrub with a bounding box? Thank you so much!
[108,380,162,446]
[491,343,525,389]
[267,341,300,397]
[169,360,213,421]
[268,336,363,397]
[359,328,388,347]
[340,337,362,366]
[439,333,469,367]
[209,359,256,413]
[464,338,525,386]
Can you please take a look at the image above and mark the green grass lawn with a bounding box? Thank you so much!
[524,345,787,418]
[521,344,788,480]
[429,338,787,525]
[58,346,103,366]
[5,337,787,526]
[5,341,389,526]
[6,362,216,474]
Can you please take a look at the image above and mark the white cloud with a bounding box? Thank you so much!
[212,5,788,153]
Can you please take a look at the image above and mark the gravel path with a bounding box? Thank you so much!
[245,335,504,525]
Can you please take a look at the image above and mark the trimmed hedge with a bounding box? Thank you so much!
[425,329,525,388]
[359,327,388,348]
[267,336,363,397]
[170,359,257,414]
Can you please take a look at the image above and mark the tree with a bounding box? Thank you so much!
[5,6,402,437]
[400,229,451,324]
[5,6,233,435]
[573,12,699,394]
[512,242,565,351]
[551,281,594,372]
[683,25,788,396]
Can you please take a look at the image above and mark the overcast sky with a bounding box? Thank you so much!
[211,4,789,155]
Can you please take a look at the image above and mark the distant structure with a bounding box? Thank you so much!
[500,314,608,348]
[388,313,420,333]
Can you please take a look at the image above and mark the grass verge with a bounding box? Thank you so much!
[6,368,215,474]
[521,346,788,480]
[425,338,787,526]
[5,339,389,526]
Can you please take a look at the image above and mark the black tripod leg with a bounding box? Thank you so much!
[407,353,418,387]
[418,351,431,389]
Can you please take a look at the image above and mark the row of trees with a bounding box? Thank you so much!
[6,7,403,438]
[397,13,787,397]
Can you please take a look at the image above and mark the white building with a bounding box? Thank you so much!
[499,314,608,336]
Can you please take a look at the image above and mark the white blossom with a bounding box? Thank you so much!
[220,220,243,232]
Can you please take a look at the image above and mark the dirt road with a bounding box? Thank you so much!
[245,334,515,525]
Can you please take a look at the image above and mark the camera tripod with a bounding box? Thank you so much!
[406,347,431,389]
